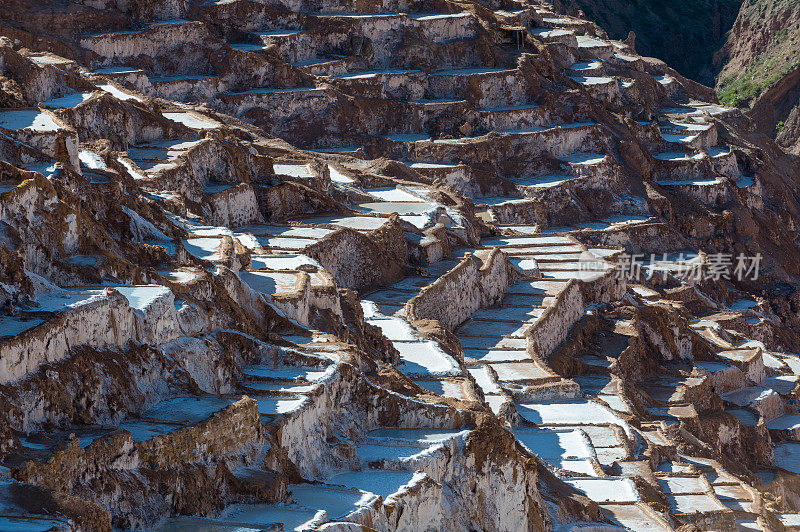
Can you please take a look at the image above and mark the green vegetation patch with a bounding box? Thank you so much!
[717,22,800,106]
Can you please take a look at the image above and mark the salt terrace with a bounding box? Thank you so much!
[0,0,799,530]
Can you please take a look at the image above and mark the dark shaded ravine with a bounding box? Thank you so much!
[556,0,742,85]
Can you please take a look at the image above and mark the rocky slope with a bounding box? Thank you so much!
[715,0,800,154]
[0,0,799,531]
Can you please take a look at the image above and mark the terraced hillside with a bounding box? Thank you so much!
[1,0,800,530]
[561,0,742,85]
[565,0,800,154]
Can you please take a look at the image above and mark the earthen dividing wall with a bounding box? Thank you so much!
[405,248,520,330]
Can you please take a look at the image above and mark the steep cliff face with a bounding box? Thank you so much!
[557,0,742,84]
[715,0,800,153]
[774,86,800,154]
[715,0,800,99]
